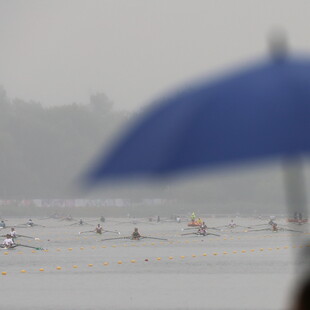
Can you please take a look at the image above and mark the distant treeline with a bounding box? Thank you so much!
[0,86,293,216]
[0,86,131,198]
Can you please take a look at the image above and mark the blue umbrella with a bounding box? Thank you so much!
[85,55,310,184]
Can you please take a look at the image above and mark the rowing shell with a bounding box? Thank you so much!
[0,245,17,250]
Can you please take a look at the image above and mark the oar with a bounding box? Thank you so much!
[16,244,45,250]
[71,222,93,226]
[234,225,251,229]
[78,230,94,235]
[101,236,130,242]
[103,230,121,235]
[181,232,197,236]
[247,228,270,232]
[181,227,197,231]
[208,227,222,231]
[248,224,269,228]
[140,236,168,241]
[279,228,303,233]
[206,233,221,237]
[16,234,40,240]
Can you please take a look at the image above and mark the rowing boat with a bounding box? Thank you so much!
[187,221,201,227]
[0,244,17,250]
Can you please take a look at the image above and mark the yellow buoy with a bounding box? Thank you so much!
[131,259,136,263]
[88,264,93,267]
[103,262,109,266]
[56,266,62,270]
[39,268,44,272]
[192,254,196,258]
[202,253,207,256]
[180,256,185,259]
[2,271,7,275]
[157,257,161,260]
[4,252,8,255]
[168,256,173,260]
[20,270,26,273]
[117,261,122,264]
[68,248,73,251]
[80,247,84,250]
[73,265,78,268]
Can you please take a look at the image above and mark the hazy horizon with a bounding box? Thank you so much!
[0,0,310,110]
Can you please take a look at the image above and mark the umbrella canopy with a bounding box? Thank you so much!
[85,56,310,184]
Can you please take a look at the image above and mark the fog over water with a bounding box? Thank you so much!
[0,1,309,215]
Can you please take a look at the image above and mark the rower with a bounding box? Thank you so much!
[191,212,196,222]
[157,215,160,223]
[176,216,181,223]
[3,234,15,248]
[0,220,5,228]
[198,222,207,236]
[100,216,105,223]
[10,228,17,239]
[271,222,278,232]
[79,218,84,225]
[131,227,141,240]
[197,218,203,225]
[95,224,103,234]
[66,215,73,221]
[27,219,34,227]
[228,219,236,229]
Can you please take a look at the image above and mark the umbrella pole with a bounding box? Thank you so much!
[283,157,309,272]
[283,157,308,227]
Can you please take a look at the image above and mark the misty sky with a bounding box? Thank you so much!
[0,0,309,110]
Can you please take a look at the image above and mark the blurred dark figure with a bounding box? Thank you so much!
[291,275,310,310]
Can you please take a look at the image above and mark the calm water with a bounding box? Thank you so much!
[0,216,305,309]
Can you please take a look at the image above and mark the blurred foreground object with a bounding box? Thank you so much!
[291,275,310,310]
